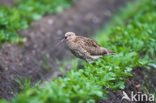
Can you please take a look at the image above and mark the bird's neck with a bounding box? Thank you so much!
[66,37,76,48]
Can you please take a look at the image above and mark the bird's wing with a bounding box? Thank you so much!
[75,36,100,48]
[73,36,103,55]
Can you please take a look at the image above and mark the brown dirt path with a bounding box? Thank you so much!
[0,0,16,6]
[0,0,129,100]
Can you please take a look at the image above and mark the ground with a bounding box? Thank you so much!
[0,0,155,102]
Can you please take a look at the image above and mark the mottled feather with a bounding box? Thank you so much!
[63,32,115,63]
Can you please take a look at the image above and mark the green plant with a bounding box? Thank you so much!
[42,54,51,72]
[14,76,32,92]
[0,0,72,45]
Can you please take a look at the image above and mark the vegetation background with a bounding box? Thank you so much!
[0,0,155,103]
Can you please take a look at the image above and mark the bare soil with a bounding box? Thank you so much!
[0,0,16,6]
[1,0,155,103]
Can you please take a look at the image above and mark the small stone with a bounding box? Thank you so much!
[16,59,20,63]
[48,19,54,25]
[136,84,141,90]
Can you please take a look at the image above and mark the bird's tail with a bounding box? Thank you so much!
[103,51,115,56]
[100,47,115,56]
[99,47,115,56]
[108,51,115,55]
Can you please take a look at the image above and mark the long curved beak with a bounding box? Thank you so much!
[60,37,66,43]
[56,36,66,46]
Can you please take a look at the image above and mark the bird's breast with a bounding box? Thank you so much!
[66,41,77,50]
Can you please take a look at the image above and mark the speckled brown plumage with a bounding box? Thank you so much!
[61,32,115,63]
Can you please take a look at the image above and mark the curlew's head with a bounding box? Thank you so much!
[60,32,76,43]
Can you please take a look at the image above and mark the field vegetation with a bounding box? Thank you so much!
[0,0,72,45]
[0,0,156,102]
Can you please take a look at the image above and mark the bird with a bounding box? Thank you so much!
[59,32,115,63]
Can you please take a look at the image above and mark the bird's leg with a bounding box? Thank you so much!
[86,59,93,63]
[83,52,95,63]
